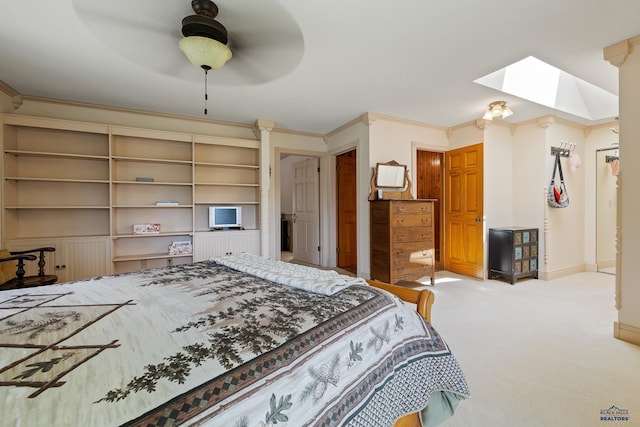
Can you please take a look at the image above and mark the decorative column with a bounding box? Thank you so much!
[605,35,640,345]
[538,116,554,269]
[254,119,275,258]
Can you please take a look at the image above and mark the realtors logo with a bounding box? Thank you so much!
[600,405,630,422]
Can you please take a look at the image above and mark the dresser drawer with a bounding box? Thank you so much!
[390,201,433,216]
[391,257,434,277]
[390,214,432,228]
[392,242,433,259]
[391,227,432,244]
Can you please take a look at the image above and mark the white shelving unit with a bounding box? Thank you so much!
[1,115,262,280]
[1,116,111,281]
[110,128,195,273]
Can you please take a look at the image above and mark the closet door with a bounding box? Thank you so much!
[444,143,484,279]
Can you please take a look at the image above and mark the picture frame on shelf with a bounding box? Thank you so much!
[169,241,193,256]
[133,223,161,234]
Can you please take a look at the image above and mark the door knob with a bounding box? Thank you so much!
[475,217,482,222]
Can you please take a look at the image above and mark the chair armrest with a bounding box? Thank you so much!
[0,254,38,263]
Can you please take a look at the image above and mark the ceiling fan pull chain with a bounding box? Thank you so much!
[203,65,210,115]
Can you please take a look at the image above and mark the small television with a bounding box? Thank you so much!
[209,206,242,229]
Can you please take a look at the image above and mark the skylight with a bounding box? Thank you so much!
[474,56,618,120]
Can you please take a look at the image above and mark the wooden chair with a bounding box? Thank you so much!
[0,247,57,290]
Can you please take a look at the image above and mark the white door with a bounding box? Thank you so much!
[292,158,320,265]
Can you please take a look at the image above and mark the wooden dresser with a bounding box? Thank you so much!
[370,199,435,285]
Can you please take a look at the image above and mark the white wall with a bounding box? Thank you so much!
[481,123,514,233]
[370,116,449,198]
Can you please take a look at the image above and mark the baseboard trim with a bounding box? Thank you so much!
[538,264,586,281]
[614,321,640,346]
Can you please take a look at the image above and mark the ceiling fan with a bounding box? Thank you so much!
[72,0,304,86]
[178,0,232,72]
[179,0,234,114]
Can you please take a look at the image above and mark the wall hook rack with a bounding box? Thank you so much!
[550,140,575,157]
[605,155,619,163]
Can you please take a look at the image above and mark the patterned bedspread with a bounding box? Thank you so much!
[0,260,469,426]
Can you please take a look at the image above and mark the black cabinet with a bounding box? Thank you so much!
[488,227,538,284]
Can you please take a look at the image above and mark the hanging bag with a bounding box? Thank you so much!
[547,153,569,208]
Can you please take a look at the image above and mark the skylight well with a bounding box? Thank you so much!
[474,56,618,121]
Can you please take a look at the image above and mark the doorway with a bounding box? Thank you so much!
[596,147,618,275]
[336,150,357,274]
[279,154,321,266]
[416,150,444,269]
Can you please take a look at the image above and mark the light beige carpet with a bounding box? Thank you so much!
[409,271,640,427]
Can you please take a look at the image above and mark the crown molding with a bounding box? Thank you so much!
[20,95,254,130]
[367,112,448,132]
[604,35,640,68]
[270,126,325,139]
[0,80,23,110]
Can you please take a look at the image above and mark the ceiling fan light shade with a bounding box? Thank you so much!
[179,36,232,70]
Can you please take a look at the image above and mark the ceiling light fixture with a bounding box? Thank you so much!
[482,101,513,121]
[179,0,232,115]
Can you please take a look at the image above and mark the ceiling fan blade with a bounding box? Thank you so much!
[210,31,304,85]
[73,0,194,75]
[72,0,304,86]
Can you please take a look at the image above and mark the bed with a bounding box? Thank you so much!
[0,253,469,426]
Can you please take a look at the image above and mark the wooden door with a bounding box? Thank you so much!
[444,143,484,279]
[336,150,357,271]
[292,158,320,265]
[416,150,443,267]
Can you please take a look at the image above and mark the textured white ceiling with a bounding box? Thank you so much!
[1,0,638,133]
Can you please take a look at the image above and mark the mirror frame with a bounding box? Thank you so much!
[369,160,413,200]
[376,162,407,187]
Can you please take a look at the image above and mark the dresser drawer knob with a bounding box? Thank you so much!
[396,249,405,256]
[396,219,404,225]
[397,234,405,240]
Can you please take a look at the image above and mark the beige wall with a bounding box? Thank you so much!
[545,121,588,276]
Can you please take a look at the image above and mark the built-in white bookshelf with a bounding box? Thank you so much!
[1,114,261,279]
